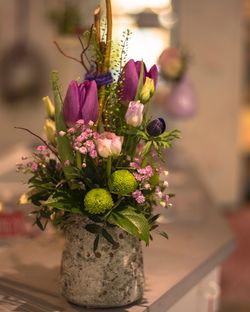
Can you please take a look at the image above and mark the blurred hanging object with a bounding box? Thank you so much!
[0,0,45,105]
[166,75,197,118]
[157,47,197,118]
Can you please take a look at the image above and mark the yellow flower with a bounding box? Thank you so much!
[44,119,56,145]
[140,77,155,103]
[43,96,55,119]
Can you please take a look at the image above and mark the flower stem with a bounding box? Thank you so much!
[76,151,82,169]
[106,156,112,181]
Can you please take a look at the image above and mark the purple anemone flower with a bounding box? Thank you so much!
[63,80,98,126]
[120,59,158,103]
[146,118,166,137]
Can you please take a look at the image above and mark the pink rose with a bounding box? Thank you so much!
[96,132,124,158]
[125,101,144,127]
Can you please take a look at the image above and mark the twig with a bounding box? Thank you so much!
[103,0,112,73]
[53,40,89,72]
[14,126,60,161]
[94,5,101,47]
[80,25,94,67]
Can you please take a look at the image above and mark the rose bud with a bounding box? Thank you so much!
[146,118,166,137]
[96,132,124,158]
[63,80,98,126]
[120,59,158,103]
[125,101,144,128]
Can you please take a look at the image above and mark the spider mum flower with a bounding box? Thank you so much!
[110,170,137,196]
[84,188,113,214]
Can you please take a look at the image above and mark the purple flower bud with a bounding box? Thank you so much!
[120,59,158,103]
[146,118,166,137]
[63,80,98,126]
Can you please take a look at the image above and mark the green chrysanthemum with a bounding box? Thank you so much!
[110,170,137,196]
[84,188,113,214]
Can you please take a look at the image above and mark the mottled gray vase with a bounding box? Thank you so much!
[60,214,144,308]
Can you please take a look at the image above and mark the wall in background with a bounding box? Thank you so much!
[175,0,244,207]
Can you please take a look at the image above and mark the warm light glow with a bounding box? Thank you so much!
[0,202,3,212]
[112,0,171,14]
[114,23,170,67]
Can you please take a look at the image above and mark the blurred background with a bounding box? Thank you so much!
[0,0,249,311]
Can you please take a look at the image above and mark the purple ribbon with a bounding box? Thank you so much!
[85,72,113,86]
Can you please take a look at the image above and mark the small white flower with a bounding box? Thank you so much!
[160,201,166,207]
[163,170,169,177]
[163,181,169,187]
[59,131,66,137]
[156,191,163,198]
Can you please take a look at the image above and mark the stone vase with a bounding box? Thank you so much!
[60,214,144,308]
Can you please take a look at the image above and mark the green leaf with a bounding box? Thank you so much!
[149,213,160,224]
[141,141,152,158]
[85,224,102,234]
[108,206,150,244]
[136,130,148,140]
[102,228,118,246]
[159,231,169,239]
[94,234,100,251]
[34,218,45,231]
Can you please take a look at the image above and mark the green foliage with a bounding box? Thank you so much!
[137,129,181,158]
[85,223,118,251]
[108,206,150,244]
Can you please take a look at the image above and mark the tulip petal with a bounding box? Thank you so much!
[148,64,158,87]
[135,61,147,84]
[120,59,139,102]
[63,80,81,125]
[81,80,99,123]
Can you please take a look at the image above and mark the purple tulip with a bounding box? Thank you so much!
[120,59,158,103]
[63,80,98,125]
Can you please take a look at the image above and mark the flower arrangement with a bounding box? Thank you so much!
[158,47,189,82]
[17,0,180,250]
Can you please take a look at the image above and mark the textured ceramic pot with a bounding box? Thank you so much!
[60,214,144,308]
